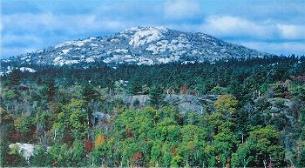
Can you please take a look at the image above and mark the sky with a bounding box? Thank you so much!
[1,0,305,58]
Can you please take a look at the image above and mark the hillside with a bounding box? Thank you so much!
[1,27,272,73]
[1,56,305,167]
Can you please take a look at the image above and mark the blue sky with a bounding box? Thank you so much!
[1,0,305,58]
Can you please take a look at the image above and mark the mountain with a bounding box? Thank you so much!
[1,26,272,72]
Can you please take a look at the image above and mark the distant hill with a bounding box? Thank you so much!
[0,26,273,74]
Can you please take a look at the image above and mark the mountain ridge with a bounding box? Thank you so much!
[1,26,273,70]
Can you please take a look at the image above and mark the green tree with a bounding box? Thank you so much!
[149,86,164,107]
[178,125,207,166]
[46,79,56,101]
[68,140,87,166]
[82,84,99,102]
[52,98,88,141]
[232,126,285,167]
[14,116,35,141]
[214,94,238,115]
[205,94,239,167]
[8,69,21,86]
[68,100,87,139]
[30,145,51,166]
[48,143,69,166]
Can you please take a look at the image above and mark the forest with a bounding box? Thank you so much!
[1,56,305,167]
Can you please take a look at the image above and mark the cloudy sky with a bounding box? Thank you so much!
[1,0,305,58]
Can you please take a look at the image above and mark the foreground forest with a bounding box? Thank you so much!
[1,56,305,167]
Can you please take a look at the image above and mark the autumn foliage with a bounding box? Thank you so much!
[95,134,106,147]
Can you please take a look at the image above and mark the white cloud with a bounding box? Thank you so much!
[2,10,305,57]
[2,13,130,34]
[198,16,305,55]
[200,15,305,42]
[201,16,275,39]
[164,0,201,19]
[1,13,133,57]
[277,24,305,40]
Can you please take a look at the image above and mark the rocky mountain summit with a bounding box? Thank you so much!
[2,26,271,68]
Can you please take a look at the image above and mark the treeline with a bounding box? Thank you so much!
[0,56,305,167]
[2,56,304,93]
